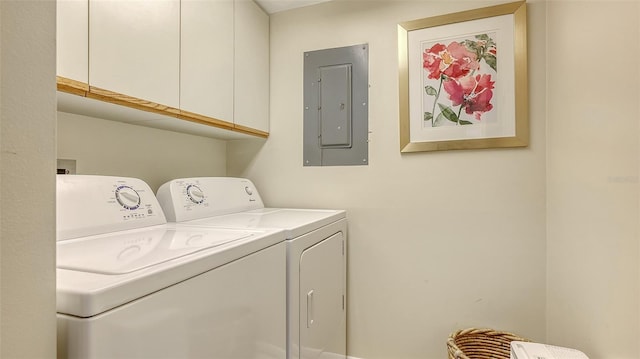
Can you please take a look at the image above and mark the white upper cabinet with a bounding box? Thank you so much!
[234,0,269,132]
[180,0,234,122]
[57,0,88,83]
[89,0,180,108]
[57,0,269,138]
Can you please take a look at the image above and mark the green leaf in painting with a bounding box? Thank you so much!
[437,103,459,123]
[424,112,433,122]
[476,34,497,51]
[424,85,438,96]
[434,112,447,127]
[463,39,478,53]
[459,120,473,125]
[485,53,497,72]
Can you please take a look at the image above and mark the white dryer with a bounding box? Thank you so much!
[56,175,287,359]
[157,177,347,359]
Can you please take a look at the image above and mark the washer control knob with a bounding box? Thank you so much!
[187,185,205,204]
[115,185,141,210]
[245,186,253,196]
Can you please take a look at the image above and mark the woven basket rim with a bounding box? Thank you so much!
[446,328,530,359]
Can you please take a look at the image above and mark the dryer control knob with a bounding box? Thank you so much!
[186,185,205,204]
[115,185,141,210]
[244,186,253,196]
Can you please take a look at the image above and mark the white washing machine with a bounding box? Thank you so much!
[156,177,347,359]
[56,175,287,359]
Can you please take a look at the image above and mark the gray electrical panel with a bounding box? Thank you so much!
[303,44,368,166]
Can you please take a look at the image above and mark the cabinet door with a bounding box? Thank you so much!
[180,0,234,122]
[57,0,88,83]
[89,0,180,108]
[234,0,269,132]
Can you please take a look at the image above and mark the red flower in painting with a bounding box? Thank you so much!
[423,42,480,80]
[443,74,495,120]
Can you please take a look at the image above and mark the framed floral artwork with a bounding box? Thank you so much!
[398,1,528,152]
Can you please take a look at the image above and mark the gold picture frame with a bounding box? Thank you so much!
[398,1,528,153]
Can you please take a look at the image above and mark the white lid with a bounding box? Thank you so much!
[57,225,254,275]
[182,208,346,239]
[57,224,285,318]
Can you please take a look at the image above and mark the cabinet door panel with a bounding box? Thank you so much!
[181,0,234,122]
[89,0,180,107]
[234,0,269,132]
[57,0,88,83]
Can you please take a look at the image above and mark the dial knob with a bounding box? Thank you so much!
[186,185,205,204]
[115,185,141,210]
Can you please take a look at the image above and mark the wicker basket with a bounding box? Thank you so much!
[447,328,530,359]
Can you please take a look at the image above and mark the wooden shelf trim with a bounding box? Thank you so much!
[178,109,234,130]
[87,86,181,118]
[56,76,89,96]
[233,123,269,137]
[56,77,269,139]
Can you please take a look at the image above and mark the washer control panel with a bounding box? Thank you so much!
[107,180,160,222]
[57,175,167,240]
[186,184,205,204]
[115,185,141,210]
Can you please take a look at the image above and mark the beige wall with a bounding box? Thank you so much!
[0,0,57,357]
[229,1,548,358]
[57,112,228,192]
[546,1,640,358]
